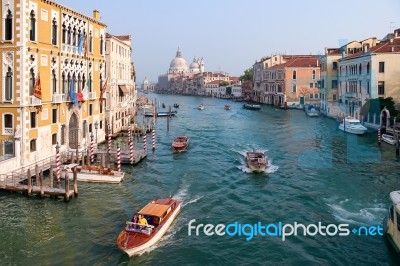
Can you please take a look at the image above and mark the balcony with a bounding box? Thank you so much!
[88,92,97,100]
[29,96,42,106]
[61,44,78,55]
[52,94,63,103]
[3,128,13,135]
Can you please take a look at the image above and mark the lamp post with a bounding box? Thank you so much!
[94,121,98,144]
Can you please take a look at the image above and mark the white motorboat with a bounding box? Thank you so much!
[338,117,367,135]
[306,105,320,117]
[384,191,400,253]
[382,134,397,145]
[198,104,204,110]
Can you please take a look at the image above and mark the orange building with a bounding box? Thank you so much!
[265,56,320,107]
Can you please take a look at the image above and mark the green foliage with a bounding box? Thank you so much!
[239,68,253,81]
[219,81,229,87]
[361,97,398,118]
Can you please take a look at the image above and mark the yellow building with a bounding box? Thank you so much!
[0,0,107,174]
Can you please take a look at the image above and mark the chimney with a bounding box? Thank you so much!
[390,38,394,44]
[93,10,100,20]
[392,46,395,52]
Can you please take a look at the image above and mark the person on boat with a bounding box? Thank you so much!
[138,215,148,226]
[131,215,138,229]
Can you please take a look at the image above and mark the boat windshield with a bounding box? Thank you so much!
[125,221,155,235]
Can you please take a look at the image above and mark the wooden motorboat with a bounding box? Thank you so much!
[382,134,397,145]
[117,197,182,256]
[246,151,267,172]
[172,136,189,152]
[243,103,261,110]
[224,104,231,110]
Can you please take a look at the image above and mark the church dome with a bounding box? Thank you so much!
[190,60,200,69]
[169,48,188,72]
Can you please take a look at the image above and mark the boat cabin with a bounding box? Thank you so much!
[385,191,400,253]
[125,198,178,235]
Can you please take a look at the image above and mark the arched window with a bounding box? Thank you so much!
[72,27,76,46]
[52,69,57,93]
[100,35,103,55]
[29,10,36,41]
[4,114,13,134]
[77,73,82,92]
[67,25,71,45]
[5,67,13,101]
[72,73,77,92]
[312,70,316,80]
[100,74,103,92]
[30,139,36,152]
[62,72,67,94]
[89,31,93,53]
[52,18,57,45]
[67,73,71,90]
[89,73,92,92]
[292,70,297,80]
[62,23,66,44]
[5,10,12,40]
[29,68,35,95]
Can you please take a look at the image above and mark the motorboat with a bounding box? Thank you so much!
[382,134,397,145]
[246,151,267,172]
[144,111,177,117]
[338,117,367,135]
[117,197,182,256]
[172,136,189,152]
[173,103,179,108]
[224,104,231,110]
[243,103,261,110]
[198,104,204,110]
[306,105,320,117]
[384,191,400,253]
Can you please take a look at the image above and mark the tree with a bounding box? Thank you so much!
[360,97,398,118]
[219,81,229,87]
[239,68,253,81]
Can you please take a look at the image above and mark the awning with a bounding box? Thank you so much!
[138,202,170,217]
[118,85,129,95]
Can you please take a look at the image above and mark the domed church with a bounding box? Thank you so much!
[168,48,204,74]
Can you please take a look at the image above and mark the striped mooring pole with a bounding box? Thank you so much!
[143,134,147,153]
[152,129,156,151]
[108,125,112,153]
[56,143,60,182]
[130,135,134,164]
[117,142,121,172]
[378,128,381,145]
[90,133,94,163]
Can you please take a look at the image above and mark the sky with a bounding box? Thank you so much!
[56,0,399,84]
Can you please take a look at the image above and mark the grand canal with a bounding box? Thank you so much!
[1,94,400,265]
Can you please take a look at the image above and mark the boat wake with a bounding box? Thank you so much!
[326,199,386,225]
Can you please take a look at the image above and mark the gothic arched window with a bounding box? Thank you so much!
[29,10,36,41]
[5,10,13,40]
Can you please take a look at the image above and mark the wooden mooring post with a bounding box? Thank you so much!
[27,169,32,196]
[39,170,44,198]
[49,167,54,188]
[64,171,70,202]
[73,166,78,197]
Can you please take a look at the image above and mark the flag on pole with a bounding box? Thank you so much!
[68,81,78,106]
[81,79,89,101]
[100,77,109,105]
[33,73,42,100]
[78,33,85,55]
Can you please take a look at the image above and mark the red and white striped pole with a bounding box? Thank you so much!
[108,125,112,153]
[117,142,121,172]
[130,135,134,164]
[152,129,156,151]
[56,143,60,182]
[90,133,94,163]
[143,134,147,153]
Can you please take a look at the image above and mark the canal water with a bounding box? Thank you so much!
[1,94,400,265]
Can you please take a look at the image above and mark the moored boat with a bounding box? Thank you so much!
[243,103,261,110]
[305,105,320,117]
[246,151,267,172]
[384,191,400,253]
[224,104,231,110]
[117,197,182,256]
[145,111,177,117]
[198,104,204,110]
[382,134,397,145]
[338,117,367,135]
[172,136,189,152]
